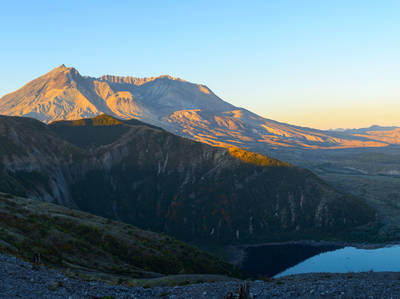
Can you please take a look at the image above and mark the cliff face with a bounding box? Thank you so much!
[0,115,375,243]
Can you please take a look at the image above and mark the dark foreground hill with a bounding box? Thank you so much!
[0,192,241,280]
[0,114,375,244]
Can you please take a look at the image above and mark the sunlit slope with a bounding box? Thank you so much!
[352,128,400,144]
[0,115,375,243]
[0,65,397,150]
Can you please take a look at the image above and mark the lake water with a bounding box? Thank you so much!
[276,245,400,278]
[240,243,400,278]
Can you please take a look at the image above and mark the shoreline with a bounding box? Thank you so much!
[225,239,400,266]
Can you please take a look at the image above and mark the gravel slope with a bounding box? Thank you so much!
[1,253,400,298]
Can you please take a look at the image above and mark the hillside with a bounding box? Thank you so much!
[0,114,376,244]
[0,65,398,150]
[0,192,241,281]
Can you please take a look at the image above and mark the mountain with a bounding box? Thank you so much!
[1,65,398,150]
[330,125,399,134]
[0,192,242,281]
[0,114,375,244]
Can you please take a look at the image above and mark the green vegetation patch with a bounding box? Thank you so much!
[0,193,243,283]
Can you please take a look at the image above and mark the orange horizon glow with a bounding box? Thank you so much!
[258,103,400,131]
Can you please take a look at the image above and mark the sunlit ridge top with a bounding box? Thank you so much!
[96,74,186,86]
[50,65,186,86]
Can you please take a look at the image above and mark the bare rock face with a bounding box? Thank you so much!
[0,115,375,243]
[0,65,397,152]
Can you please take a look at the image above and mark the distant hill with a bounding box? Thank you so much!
[0,192,241,281]
[330,125,399,134]
[0,114,375,244]
[0,65,398,150]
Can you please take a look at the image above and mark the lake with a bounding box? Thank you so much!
[239,243,400,278]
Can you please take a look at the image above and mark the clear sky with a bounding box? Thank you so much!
[0,0,399,130]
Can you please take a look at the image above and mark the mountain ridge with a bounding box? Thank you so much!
[0,114,376,244]
[2,65,399,150]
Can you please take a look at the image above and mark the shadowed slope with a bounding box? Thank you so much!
[0,192,242,280]
[0,115,376,244]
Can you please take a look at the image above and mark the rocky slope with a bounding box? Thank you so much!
[2,252,400,298]
[0,65,398,150]
[0,114,375,244]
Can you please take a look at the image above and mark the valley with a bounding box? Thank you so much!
[1,65,398,241]
[0,66,399,297]
[268,146,400,239]
[3,1,400,297]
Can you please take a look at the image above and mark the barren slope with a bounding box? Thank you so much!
[1,65,398,150]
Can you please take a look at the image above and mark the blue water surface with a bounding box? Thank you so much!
[276,245,400,278]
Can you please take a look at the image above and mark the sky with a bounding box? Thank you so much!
[0,0,399,130]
